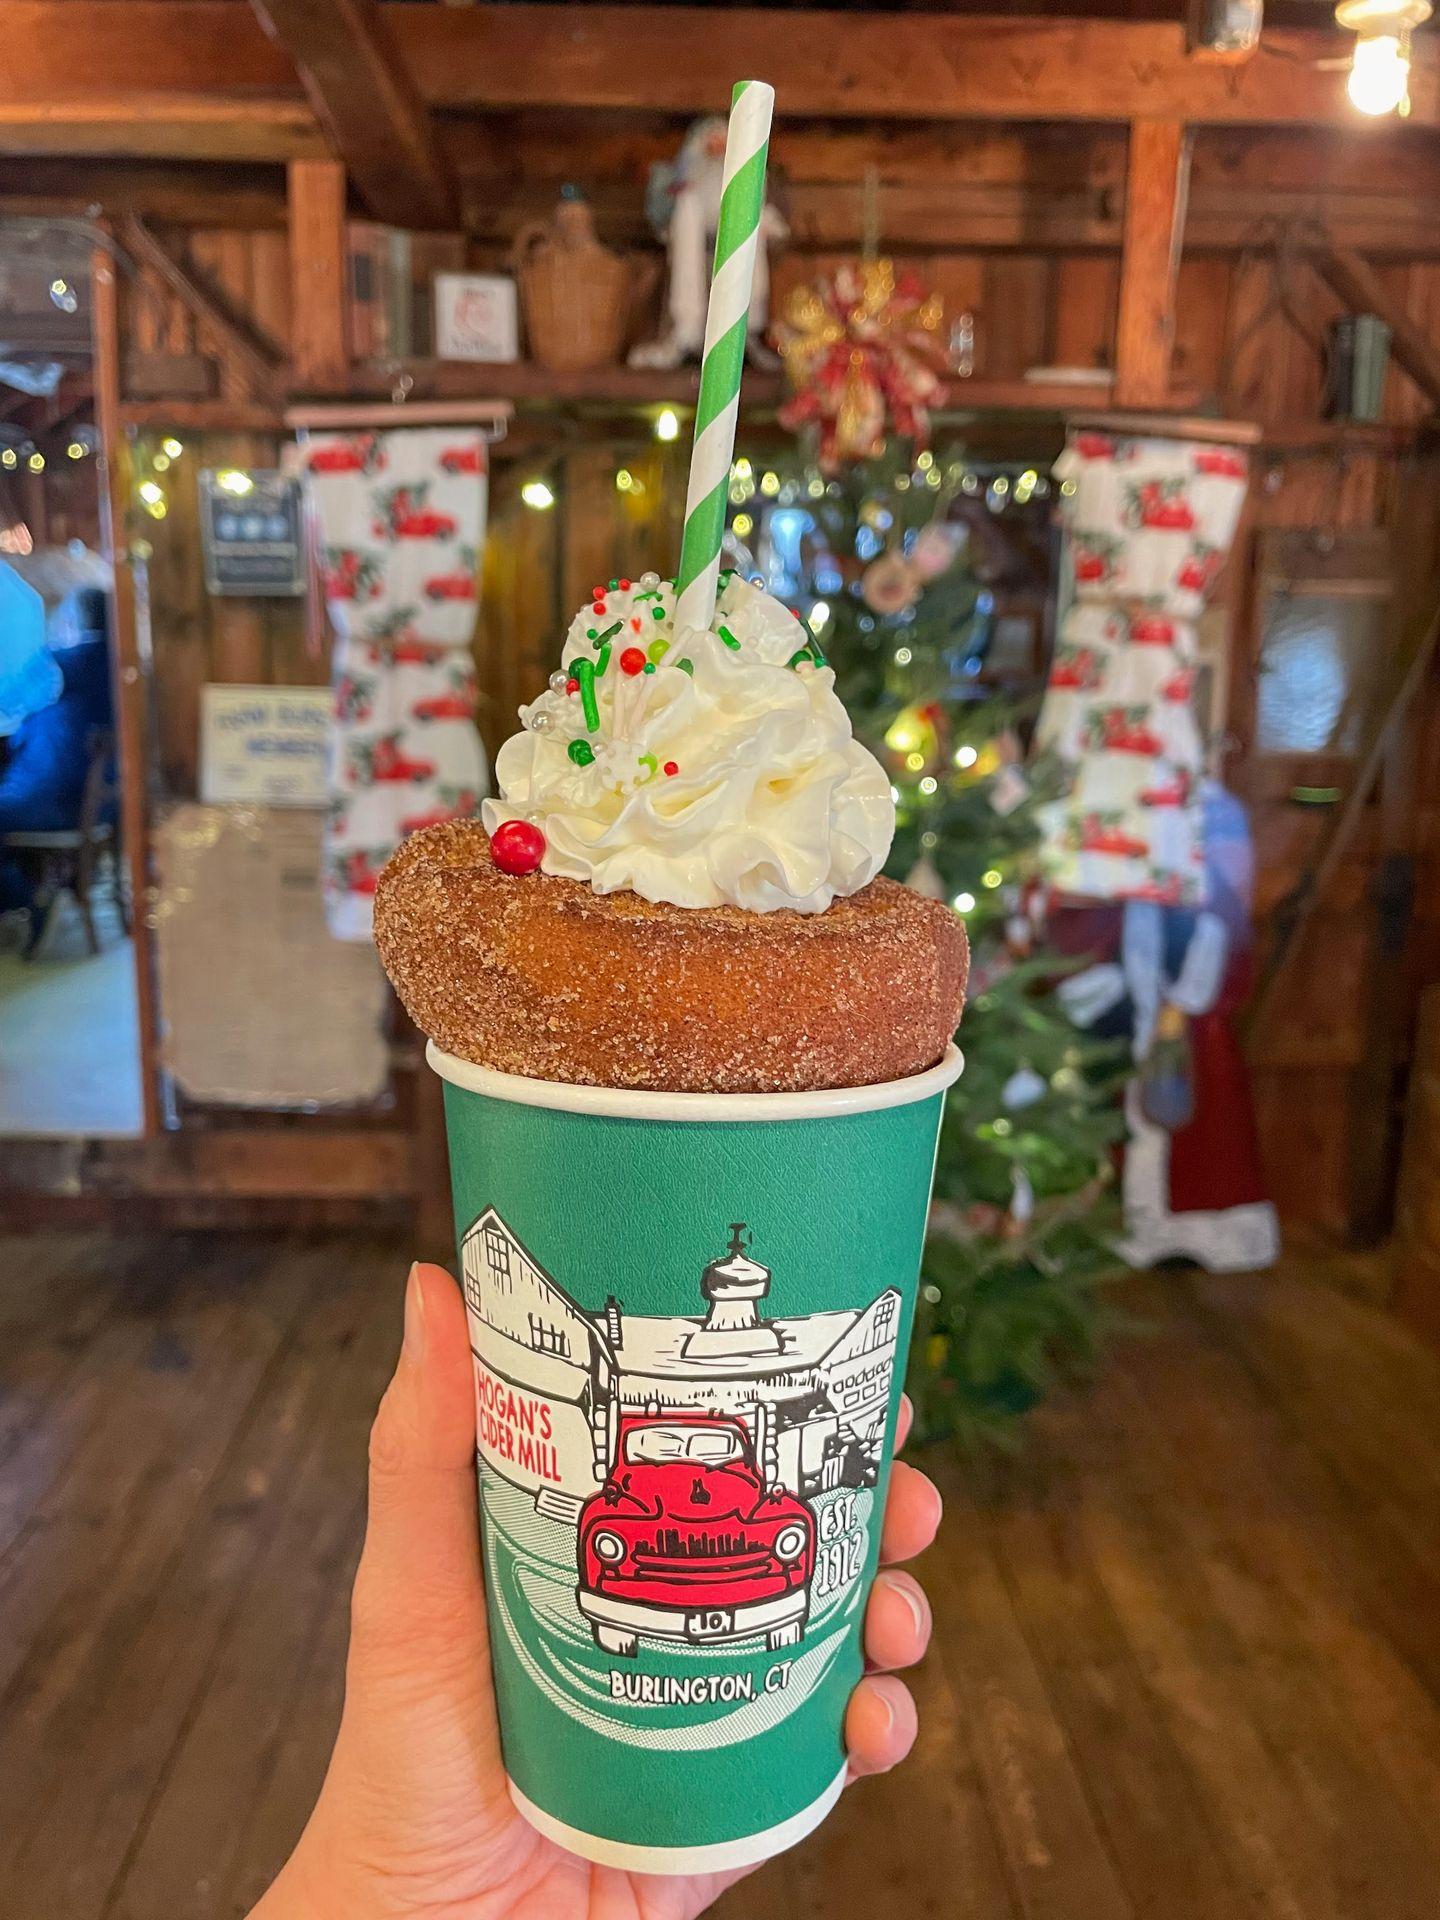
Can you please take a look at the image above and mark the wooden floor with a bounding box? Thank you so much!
[3,1231,1440,1919]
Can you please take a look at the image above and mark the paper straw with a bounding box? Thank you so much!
[673,79,775,637]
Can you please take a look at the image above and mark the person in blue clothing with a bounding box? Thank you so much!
[0,578,116,941]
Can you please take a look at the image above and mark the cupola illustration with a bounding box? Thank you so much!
[683,1223,783,1359]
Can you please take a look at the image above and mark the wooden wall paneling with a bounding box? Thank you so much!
[1251,1068,1353,1233]
[1171,257,1229,399]
[1386,263,1440,426]
[559,443,626,618]
[1223,253,1285,422]
[209,431,270,685]
[93,241,162,1136]
[1052,256,1118,374]
[982,256,1053,380]
[474,467,557,762]
[247,228,293,354]
[145,438,210,795]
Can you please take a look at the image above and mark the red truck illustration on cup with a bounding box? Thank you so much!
[577,1409,815,1659]
[459,1211,903,1668]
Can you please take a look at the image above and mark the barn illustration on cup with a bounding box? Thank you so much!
[461,1209,901,1658]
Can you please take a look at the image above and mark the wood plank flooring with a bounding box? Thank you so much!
[2,1232,1439,1919]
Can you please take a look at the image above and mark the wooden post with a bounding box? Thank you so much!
[92,239,162,1135]
[287,157,348,388]
[1114,118,1192,409]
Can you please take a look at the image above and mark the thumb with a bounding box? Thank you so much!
[338,1262,505,1788]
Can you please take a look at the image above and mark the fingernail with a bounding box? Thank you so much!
[872,1679,897,1733]
[881,1573,927,1641]
[403,1263,427,1363]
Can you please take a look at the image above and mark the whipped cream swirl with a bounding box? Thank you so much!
[481,573,894,913]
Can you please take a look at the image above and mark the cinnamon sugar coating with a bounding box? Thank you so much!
[374,822,968,1093]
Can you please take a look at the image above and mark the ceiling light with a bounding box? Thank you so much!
[1337,0,1432,115]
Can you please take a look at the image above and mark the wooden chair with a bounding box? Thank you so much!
[1,728,128,959]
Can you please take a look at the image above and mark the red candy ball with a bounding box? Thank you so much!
[490,819,546,876]
[663,761,679,777]
[620,646,647,676]
[565,677,580,694]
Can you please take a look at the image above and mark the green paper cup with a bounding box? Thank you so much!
[428,1040,964,1875]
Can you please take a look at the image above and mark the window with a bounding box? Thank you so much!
[626,1423,744,1466]
[484,1227,511,1281]
[873,1295,897,1340]
[527,1312,569,1357]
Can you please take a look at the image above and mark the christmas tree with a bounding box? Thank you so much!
[726,443,1125,1448]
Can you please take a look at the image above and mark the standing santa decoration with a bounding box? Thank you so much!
[629,114,788,370]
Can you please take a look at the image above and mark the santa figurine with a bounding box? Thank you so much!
[629,115,788,370]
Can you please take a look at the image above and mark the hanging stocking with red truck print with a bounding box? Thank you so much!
[303,427,489,940]
[1035,432,1247,905]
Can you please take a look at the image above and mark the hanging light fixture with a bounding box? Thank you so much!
[1336,0,1432,115]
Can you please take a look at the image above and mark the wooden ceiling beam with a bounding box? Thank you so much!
[0,95,322,163]
[395,6,1438,129]
[0,5,1435,137]
[247,0,456,228]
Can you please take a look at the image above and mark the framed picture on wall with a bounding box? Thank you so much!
[434,274,520,363]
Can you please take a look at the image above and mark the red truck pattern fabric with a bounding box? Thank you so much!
[303,428,489,939]
[1036,433,1247,905]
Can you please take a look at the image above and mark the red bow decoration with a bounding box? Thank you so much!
[775,260,949,469]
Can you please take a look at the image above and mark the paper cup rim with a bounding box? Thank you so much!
[426,1039,963,1122]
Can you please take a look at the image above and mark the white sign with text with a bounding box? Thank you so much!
[199,684,331,807]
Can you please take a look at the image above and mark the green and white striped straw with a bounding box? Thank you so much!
[673,79,775,638]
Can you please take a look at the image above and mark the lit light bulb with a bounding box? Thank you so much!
[520,479,555,511]
[654,407,680,442]
[1348,30,1411,112]
[952,892,976,914]
[1,449,16,469]
[955,744,979,769]
[27,452,45,473]
[894,645,913,665]
[615,468,634,493]
[152,453,171,473]
[138,480,164,505]
[982,868,1004,889]
[760,470,780,497]
[161,437,184,459]
[732,457,752,479]
[215,469,254,496]
[807,600,830,632]
[66,441,86,460]
[906,751,926,771]
[919,775,938,795]
[732,511,754,538]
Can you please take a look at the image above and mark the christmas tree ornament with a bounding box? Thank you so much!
[861,551,921,615]
[1001,1065,1048,1110]
[775,259,949,467]
[905,853,946,900]
[911,520,959,582]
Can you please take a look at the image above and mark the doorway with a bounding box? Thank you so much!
[0,222,143,1136]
